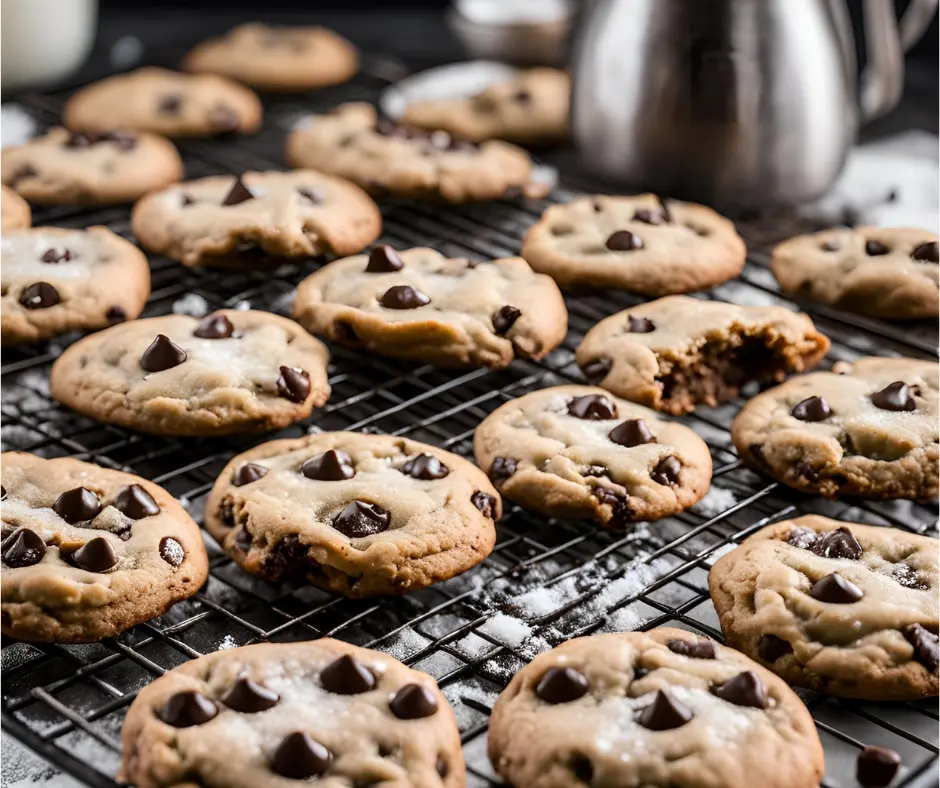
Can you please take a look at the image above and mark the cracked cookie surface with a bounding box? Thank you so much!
[119,639,464,788]
[1,184,30,230]
[576,295,830,414]
[293,246,567,367]
[204,432,499,597]
[1,226,150,346]
[709,515,939,700]
[50,310,330,436]
[131,170,381,267]
[1,452,208,643]
[473,385,711,528]
[487,627,824,788]
[731,356,939,500]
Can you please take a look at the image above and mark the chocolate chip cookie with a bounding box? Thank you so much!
[473,385,712,529]
[119,639,463,788]
[487,627,824,788]
[293,246,567,367]
[401,68,570,145]
[204,432,499,597]
[521,194,747,295]
[131,170,381,267]
[1,226,150,346]
[576,295,830,415]
[2,127,183,205]
[183,23,358,92]
[63,67,262,138]
[710,515,938,700]
[285,102,543,203]
[731,356,938,500]
[772,227,939,319]
[50,311,330,436]
[2,452,208,643]
[2,184,30,231]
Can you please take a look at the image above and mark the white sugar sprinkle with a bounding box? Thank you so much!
[478,613,532,648]
[692,487,739,518]
[171,293,209,317]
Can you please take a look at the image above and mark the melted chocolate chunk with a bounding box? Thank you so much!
[1,528,46,568]
[568,394,618,421]
[234,528,253,551]
[535,667,589,703]
[865,239,890,256]
[389,683,438,719]
[221,176,254,206]
[810,572,863,603]
[302,450,355,481]
[113,484,159,519]
[380,285,430,309]
[19,282,60,309]
[594,488,634,529]
[331,501,390,538]
[490,457,517,481]
[651,456,681,486]
[492,305,522,334]
[608,419,654,447]
[401,453,449,480]
[809,527,863,560]
[785,527,817,550]
[160,691,218,727]
[626,315,656,333]
[758,634,792,662]
[41,247,74,263]
[141,335,187,372]
[233,463,268,486]
[892,563,929,590]
[606,230,643,251]
[903,623,938,672]
[271,732,333,779]
[70,537,119,572]
[856,745,901,788]
[159,536,185,567]
[320,654,376,694]
[667,638,716,659]
[581,357,612,384]
[365,245,404,273]
[912,241,939,263]
[276,366,310,403]
[713,671,768,709]
[637,689,693,730]
[221,676,279,713]
[870,381,915,412]
[471,490,497,518]
[790,396,832,422]
[193,314,234,339]
[53,487,102,523]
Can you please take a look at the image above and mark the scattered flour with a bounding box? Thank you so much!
[171,293,209,317]
[380,627,431,661]
[478,613,532,648]
[692,487,739,519]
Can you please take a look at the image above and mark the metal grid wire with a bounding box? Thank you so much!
[2,55,938,788]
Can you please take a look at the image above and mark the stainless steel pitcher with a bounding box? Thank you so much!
[570,0,938,207]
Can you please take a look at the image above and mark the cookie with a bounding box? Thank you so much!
[2,127,183,205]
[1,452,208,643]
[521,194,747,295]
[401,68,569,145]
[576,295,830,415]
[183,23,358,92]
[487,627,824,788]
[63,67,262,138]
[709,515,938,700]
[293,246,567,368]
[285,102,542,203]
[473,385,711,529]
[731,356,938,500]
[1,226,150,347]
[50,310,330,436]
[119,639,464,788]
[204,431,499,597]
[772,227,939,319]
[131,170,381,267]
[2,184,30,230]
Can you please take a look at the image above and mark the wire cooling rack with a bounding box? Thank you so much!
[2,54,938,788]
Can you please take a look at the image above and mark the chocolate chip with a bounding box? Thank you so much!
[298,187,325,205]
[365,245,404,273]
[271,732,333,779]
[820,239,841,251]
[141,334,187,372]
[1,486,6,500]
[786,527,817,550]
[633,208,667,225]
[113,484,160,519]
[471,490,497,518]
[903,623,938,672]
[535,666,589,703]
[856,746,901,788]
[809,527,863,560]
[758,634,792,662]
[158,94,182,114]
[605,230,643,251]
[790,396,831,422]
[651,456,681,486]
[436,755,448,778]
[401,453,449,480]
[193,313,234,339]
[713,671,769,709]
[70,537,119,572]
[302,450,354,481]
[159,536,185,567]
[626,315,656,333]
[389,683,438,719]
[380,285,430,309]
[331,501,390,538]
[106,306,127,324]
[221,676,279,713]
[210,105,240,133]
[41,248,74,263]
[865,239,890,256]
[810,572,864,603]
[19,282,59,310]
[667,638,716,659]
[181,193,195,207]
[160,691,218,727]
[492,305,522,334]
[276,366,310,403]
[581,357,612,384]
[637,689,693,730]
[608,419,655,447]
[571,756,593,783]
[222,176,254,206]
[871,381,915,412]
[514,89,532,103]
[1,528,45,568]
[53,487,102,523]
[233,463,268,486]
[320,654,376,695]
[912,241,939,263]
[490,457,517,481]
[567,394,617,421]
[64,132,92,149]
[595,488,634,529]
[333,320,358,344]
[235,528,252,551]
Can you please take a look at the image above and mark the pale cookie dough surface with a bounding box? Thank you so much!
[183,23,358,91]
[521,194,746,295]
[772,227,939,319]
[119,639,464,788]
[204,432,499,597]
[576,295,830,415]
[293,246,567,368]
[1,184,30,230]
[473,385,711,528]
[709,515,939,700]
[731,356,939,500]
[1,226,150,346]
[50,310,330,436]
[131,170,381,266]
[401,68,569,145]
[63,67,262,138]
[285,102,539,203]
[2,127,183,205]
[1,452,208,643]
[488,628,824,788]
